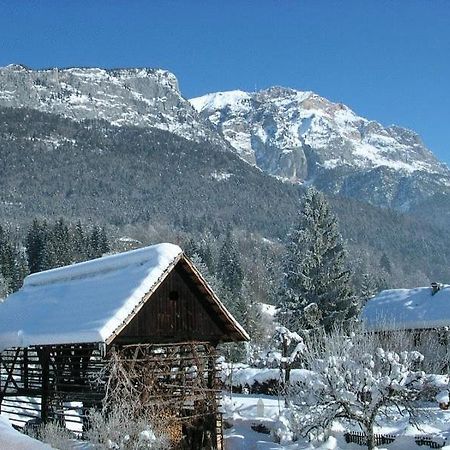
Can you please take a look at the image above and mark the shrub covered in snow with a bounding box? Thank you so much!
[84,404,170,449]
[286,330,426,450]
[27,422,74,450]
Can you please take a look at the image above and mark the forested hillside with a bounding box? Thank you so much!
[0,107,448,300]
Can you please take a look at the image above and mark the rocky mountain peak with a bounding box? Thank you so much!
[0,64,217,143]
[190,87,450,209]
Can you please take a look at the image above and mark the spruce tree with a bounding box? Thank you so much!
[217,227,243,296]
[0,274,8,300]
[0,225,27,294]
[278,188,357,333]
[360,273,377,307]
[73,220,88,261]
[189,252,227,300]
[25,219,49,273]
[89,225,103,258]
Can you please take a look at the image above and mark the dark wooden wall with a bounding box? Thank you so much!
[115,262,227,344]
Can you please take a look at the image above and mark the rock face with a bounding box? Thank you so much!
[0,64,449,211]
[191,87,450,209]
[0,64,216,143]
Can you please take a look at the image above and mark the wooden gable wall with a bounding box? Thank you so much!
[114,261,228,345]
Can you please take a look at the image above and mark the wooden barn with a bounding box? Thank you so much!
[0,243,249,448]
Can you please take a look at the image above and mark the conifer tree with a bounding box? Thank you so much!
[0,225,27,294]
[25,218,111,273]
[99,227,110,255]
[25,219,49,273]
[217,227,243,296]
[0,274,8,300]
[278,188,357,333]
[234,277,263,340]
[73,220,87,261]
[189,252,226,299]
[360,273,377,307]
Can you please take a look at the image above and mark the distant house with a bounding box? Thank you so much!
[361,283,450,373]
[0,243,249,449]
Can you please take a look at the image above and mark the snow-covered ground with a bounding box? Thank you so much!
[4,392,450,449]
[223,393,450,450]
[0,415,54,449]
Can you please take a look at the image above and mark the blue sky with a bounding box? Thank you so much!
[1,1,449,163]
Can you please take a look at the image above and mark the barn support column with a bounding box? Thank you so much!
[0,353,2,414]
[208,345,221,450]
[38,347,51,422]
[0,348,21,414]
[23,348,29,390]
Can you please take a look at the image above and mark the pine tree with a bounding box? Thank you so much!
[0,225,27,294]
[360,273,377,307]
[25,219,49,273]
[89,225,103,258]
[217,228,243,296]
[236,277,263,340]
[0,273,8,300]
[51,218,71,266]
[278,188,357,333]
[25,218,111,273]
[73,220,88,261]
[379,253,392,274]
[189,252,229,303]
[99,227,110,255]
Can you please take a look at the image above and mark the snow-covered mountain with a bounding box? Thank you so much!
[1,64,449,210]
[191,87,450,209]
[0,64,217,143]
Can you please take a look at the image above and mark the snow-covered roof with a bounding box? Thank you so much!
[0,243,183,350]
[362,285,450,331]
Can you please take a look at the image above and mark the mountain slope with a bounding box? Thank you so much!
[191,88,450,209]
[0,107,449,288]
[0,65,449,289]
[1,64,448,211]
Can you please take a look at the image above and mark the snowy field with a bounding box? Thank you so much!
[223,393,450,450]
[3,392,450,449]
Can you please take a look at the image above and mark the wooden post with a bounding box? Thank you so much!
[38,347,51,422]
[23,348,29,390]
[207,345,220,450]
[0,353,2,414]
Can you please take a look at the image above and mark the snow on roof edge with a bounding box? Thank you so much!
[24,243,182,287]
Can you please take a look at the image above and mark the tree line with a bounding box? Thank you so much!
[0,218,110,299]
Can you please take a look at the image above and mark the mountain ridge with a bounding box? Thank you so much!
[0,63,449,212]
[0,63,224,146]
[190,87,450,210]
[1,106,449,289]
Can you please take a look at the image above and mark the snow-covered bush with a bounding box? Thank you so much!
[371,327,450,374]
[287,330,426,450]
[85,404,170,450]
[29,422,74,450]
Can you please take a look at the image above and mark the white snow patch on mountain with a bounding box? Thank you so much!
[211,171,233,181]
[191,90,251,114]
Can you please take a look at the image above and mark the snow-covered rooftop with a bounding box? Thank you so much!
[362,284,450,331]
[0,243,183,350]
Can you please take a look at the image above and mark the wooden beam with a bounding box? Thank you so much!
[0,348,21,410]
[38,347,50,423]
